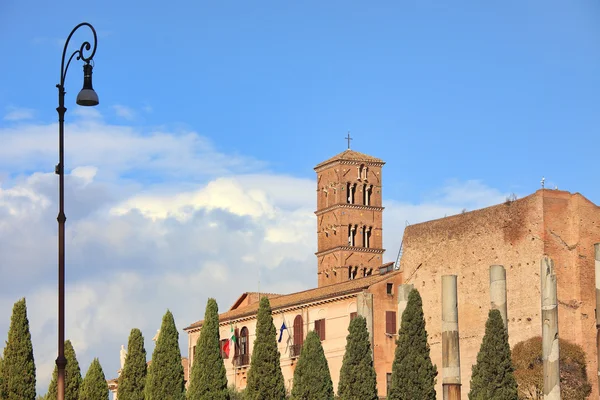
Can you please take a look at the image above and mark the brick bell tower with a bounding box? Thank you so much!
[314,147,385,287]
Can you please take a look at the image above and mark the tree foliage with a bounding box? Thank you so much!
[512,336,592,400]
[469,309,518,400]
[337,315,378,400]
[1,298,36,400]
[44,340,82,400]
[0,355,4,399]
[117,328,147,400]
[291,330,333,400]
[187,298,229,400]
[245,297,286,400]
[388,289,437,400]
[145,310,185,400]
[79,358,108,400]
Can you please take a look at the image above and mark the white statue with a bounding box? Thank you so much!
[120,344,127,370]
[152,329,160,342]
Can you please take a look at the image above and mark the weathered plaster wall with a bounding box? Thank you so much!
[400,189,600,399]
[368,273,404,395]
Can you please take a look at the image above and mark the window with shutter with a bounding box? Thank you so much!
[315,318,326,341]
[291,315,304,357]
[385,311,396,335]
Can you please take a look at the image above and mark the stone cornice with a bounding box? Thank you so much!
[314,159,385,173]
[314,203,384,216]
[315,246,385,257]
[185,293,360,332]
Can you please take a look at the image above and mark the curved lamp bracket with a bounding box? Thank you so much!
[58,22,97,88]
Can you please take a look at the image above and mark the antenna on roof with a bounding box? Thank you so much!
[541,177,545,189]
[345,132,352,150]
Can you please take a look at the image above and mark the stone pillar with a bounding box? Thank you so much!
[490,265,508,328]
[357,291,374,356]
[397,284,414,329]
[442,275,461,400]
[541,256,560,399]
[595,243,600,397]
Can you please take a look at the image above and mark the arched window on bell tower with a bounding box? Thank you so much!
[363,184,372,206]
[347,183,356,204]
[348,266,358,280]
[348,225,357,246]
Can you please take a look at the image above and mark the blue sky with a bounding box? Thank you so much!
[1,0,599,395]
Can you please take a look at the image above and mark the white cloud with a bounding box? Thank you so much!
[3,106,35,121]
[0,118,264,179]
[71,107,103,120]
[112,105,136,120]
[0,116,513,395]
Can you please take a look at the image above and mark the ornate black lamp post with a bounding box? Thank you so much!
[56,22,98,400]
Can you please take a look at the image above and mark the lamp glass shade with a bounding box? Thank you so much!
[76,89,99,106]
[76,63,99,107]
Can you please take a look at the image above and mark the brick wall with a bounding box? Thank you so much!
[399,189,600,399]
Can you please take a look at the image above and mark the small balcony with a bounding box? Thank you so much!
[290,343,302,358]
[233,353,250,367]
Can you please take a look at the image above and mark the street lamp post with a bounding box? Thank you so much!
[56,22,99,400]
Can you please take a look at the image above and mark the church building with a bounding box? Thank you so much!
[184,148,600,399]
[184,149,404,397]
[153,147,600,399]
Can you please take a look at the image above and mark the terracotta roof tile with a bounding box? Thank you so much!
[314,150,385,170]
[184,271,400,331]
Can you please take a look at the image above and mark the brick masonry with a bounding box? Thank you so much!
[314,150,386,286]
[400,189,600,399]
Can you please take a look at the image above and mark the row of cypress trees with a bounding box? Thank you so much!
[0,298,111,400]
[1,290,519,399]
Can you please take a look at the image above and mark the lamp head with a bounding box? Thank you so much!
[76,63,99,106]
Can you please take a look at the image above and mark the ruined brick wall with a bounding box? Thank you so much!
[399,189,600,399]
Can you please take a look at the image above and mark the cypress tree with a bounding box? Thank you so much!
[291,330,333,400]
[187,298,228,400]
[145,310,185,400]
[117,328,147,400]
[337,315,378,400]
[1,298,36,400]
[45,340,82,400]
[245,297,286,400]
[388,288,437,400]
[469,309,518,400]
[79,358,108,400]
[0,355,4,399]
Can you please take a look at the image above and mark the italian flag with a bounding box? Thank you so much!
[222,324,236,358]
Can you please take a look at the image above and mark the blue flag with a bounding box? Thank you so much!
[278,321,287,343]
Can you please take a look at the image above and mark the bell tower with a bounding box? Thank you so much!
[314,149,385,287]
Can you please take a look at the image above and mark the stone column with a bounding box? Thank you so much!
[442,275,461,400]
[595,243,600,397]
[490,265,508,328]
[541,256,560,399]
[397,284,414,328]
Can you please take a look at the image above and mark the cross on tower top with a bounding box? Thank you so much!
[345,132,352,149]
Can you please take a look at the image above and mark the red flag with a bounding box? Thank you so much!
[222,338,230,358]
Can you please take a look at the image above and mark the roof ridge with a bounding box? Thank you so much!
[184,271,400,331]
[314,149,385,169]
